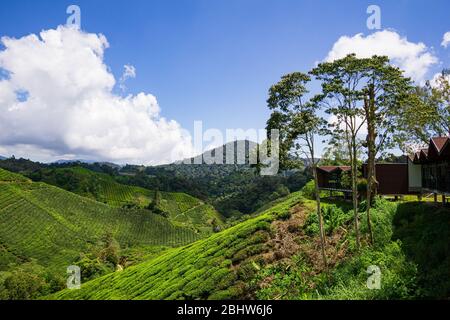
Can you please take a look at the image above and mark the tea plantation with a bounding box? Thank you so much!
[48,192,303,299]
[0,168,200,275]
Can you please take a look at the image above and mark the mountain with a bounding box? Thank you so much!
[118,139,309,217]
[178,140,258,165]
[0,156,5,160]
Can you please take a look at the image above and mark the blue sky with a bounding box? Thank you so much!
[0,0,449,163]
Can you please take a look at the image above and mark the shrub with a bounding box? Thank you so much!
[3,270,45,300]
[304,204,352,236]
[0,261,65,300]
[357,178,367,194]
[276,210,292,221]
[76,256,113,282]
[360,198,396,247]
[300,180,316,200]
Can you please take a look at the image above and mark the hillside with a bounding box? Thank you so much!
[0,168,200,276]
[49,191,450,300]
[48,192,303,300]
[29,167,224,233]
[30,167,153,207]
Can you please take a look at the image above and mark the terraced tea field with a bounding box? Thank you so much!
[159,192,223,232]
[49,192,303,300]
[0,168,200,274]
[35,167,153,207]
[35,167,224,233]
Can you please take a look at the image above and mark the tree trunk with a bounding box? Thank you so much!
[364,89,375,246]
[351,137,361,250]
[365,156,375,245]
[313,165,327,267]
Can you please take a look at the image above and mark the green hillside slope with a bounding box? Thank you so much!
[32,167,153,207]
[32,167,224,233]
[49,192,303,300]
[0,168,199,274]
[49,190,450,300]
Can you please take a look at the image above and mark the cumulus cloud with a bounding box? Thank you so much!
[442,32,450,48]
[325,30,438,82]
[0,26,194,165]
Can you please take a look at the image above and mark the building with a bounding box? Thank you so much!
[362,163,412,195]
[317,136,450,201]
[316,166,351,192]
[412,136,450,195]
[317,163,415,196]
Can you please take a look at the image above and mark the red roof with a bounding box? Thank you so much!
[318,166,351,173]
[413,136,450,163]
[431,137,449,153]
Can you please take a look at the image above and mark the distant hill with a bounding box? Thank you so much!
[53,159,121,169]
[0,157,45,173]
[179,140,258,165]
[0,156,6,160]
[118,139,309,217]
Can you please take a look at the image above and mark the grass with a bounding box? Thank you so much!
[271,196,450,300]
[0,168,200,277]
[47,192,303,300]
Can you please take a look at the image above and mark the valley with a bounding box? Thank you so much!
[0,161,448,300]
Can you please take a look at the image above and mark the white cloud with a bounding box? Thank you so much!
[119,64,136,91]
[0,26,194,165]
[429,71,450,88]
[325,30,438,82]
[441,31,450,48]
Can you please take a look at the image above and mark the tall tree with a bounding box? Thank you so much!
[359,56,412,245]
[312,54,412,246]
[311,55,367,250]
[266,72,328,267]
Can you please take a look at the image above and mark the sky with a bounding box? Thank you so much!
[0,0,449,164]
